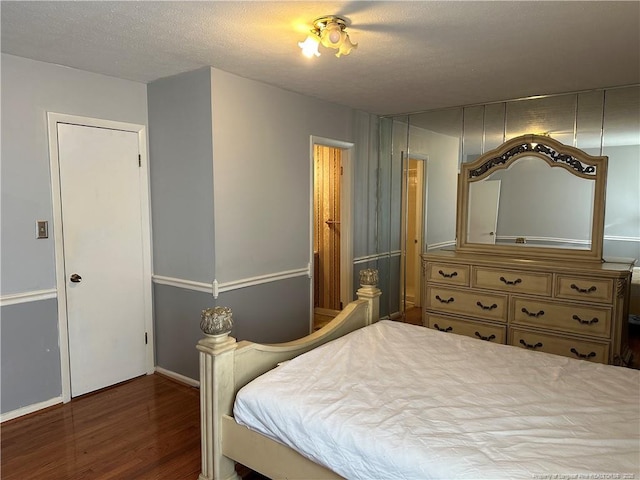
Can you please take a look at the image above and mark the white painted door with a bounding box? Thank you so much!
[468,179,501,244]
[57,123,147,397]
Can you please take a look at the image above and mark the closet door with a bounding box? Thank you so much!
[57,123,147,397]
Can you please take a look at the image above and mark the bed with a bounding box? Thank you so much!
[197,272,640,480]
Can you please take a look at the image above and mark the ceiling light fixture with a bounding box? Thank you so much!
[298,16,357,58]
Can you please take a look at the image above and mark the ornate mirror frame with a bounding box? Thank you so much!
[456,134,608,263]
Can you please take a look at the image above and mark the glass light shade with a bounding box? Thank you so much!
[336,34,357,57]
[298,35,321,58]
[320,22,345,48]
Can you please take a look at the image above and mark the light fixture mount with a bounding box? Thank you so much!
[312,16,348,33]
[298,15,357,58]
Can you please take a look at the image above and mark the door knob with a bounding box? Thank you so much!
[70,273,82,283]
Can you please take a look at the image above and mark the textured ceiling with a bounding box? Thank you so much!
[2,1,639,116]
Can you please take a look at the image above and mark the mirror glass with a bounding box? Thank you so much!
[376,85,639,318]
[467,156,595,249]
[458,135,606,262]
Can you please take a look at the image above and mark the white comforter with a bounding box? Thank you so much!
[233,320,640,479]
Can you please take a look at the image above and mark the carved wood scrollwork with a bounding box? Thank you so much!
[457,134,608,263]
[468,141,596,178]
[616,278,628,298]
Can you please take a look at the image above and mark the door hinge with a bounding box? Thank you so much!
[138,154,142,167]
[340,166,343,175]
[145,332,148,344]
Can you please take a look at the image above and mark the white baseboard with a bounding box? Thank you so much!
[1,396,62,423]
[155,366,199,388]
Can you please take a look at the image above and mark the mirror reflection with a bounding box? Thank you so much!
[377,85,639,321]
[467,156,595,249]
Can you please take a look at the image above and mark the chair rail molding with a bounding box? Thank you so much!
[152,267,311,299]
[213,267,310,299]
[0,289,57,307]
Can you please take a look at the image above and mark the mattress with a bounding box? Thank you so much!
[233,320,640,479]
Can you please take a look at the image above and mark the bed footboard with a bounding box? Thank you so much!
[221,414,342,479]
[197,270,381,480]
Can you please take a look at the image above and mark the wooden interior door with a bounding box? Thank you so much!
[313,145,341,312]
[406,159,424,307]
[401,157,425,315]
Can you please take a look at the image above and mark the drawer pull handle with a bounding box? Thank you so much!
[572,314,599,325]
[499,276,522,286]
[433,324,453,332]
[570,348,597,359]
[475,331,496,342]
[570,283,597,294]
[435,295,454,304]
[521,307,545,318]
[519,339,543,350]
[438,270,458,279]
[476,301,498,311]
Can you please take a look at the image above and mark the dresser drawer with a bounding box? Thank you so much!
[425,262,470,286]
[473,267,552,296]
[512,298,611,338]
[425,286,508,322]
[555,275,614,303]
[509,328,609,363]
[426,314,505,343]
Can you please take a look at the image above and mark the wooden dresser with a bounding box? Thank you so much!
[422,250,634,365]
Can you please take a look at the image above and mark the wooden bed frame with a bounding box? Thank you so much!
[196,273,381,480]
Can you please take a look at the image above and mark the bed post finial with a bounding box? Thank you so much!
[357,269,381,325]
[197,306,240,480]
[200,306,233,340]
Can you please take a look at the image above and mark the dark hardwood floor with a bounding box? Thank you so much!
[1,374,202,480]
[402,306,423,326]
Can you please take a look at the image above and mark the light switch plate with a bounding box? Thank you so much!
[36,220,48,239]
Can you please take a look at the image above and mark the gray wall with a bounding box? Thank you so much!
[148,67,379,381]
[352,111,380,260]
[154,278,309,381]
[1,54,148,294]
[147,68,215,283]
[0,54,148,414]
[603,144,640,261]
[210,67,356,282]
[492,159,595,243]
[408,127,459,249]
[1,300,61,413]
[1,53,379,413]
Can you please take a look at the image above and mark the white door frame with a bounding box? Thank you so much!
[47,113,154,403]
[309,136,354,331]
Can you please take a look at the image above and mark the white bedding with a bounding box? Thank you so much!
[233,320,640,479]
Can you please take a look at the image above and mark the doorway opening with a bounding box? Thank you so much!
[401,155,426,325]
[311,138,353,331]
